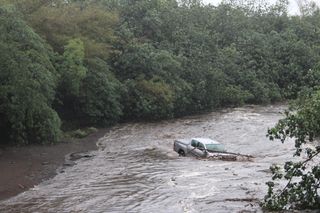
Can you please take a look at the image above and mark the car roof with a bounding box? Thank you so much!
[191,138,221,145]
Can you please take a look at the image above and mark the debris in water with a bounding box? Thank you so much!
[200,153,254,162]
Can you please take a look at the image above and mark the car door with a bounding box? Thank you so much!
[196,142,206,157]
[188,140,198,156]
[190,141,206,157]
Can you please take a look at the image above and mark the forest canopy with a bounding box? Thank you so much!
[0,0,320,145]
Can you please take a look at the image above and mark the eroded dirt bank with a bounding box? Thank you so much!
[0,129,107,201]
[0,105,296,212]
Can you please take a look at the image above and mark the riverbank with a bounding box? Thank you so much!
[0,128,108,201]
[0,105,292,212]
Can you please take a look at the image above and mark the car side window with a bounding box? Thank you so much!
[191,141,197,147]
[198,143,205,150]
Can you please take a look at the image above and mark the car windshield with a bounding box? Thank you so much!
[205,144,225,152]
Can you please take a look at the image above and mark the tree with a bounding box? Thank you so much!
[263,90,320,210]
[54,38,87,122]
[27,1,119,60]
[60,38,87,97]
[0,6,61,144]
[78,59,123,126]
[296,0,319,16]
[123,78,174,120]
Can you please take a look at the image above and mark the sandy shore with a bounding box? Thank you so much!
[0,129,107,201]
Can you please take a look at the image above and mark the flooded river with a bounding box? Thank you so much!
[0,105,296,212]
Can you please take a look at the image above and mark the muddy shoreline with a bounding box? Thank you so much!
[0,129,108,201]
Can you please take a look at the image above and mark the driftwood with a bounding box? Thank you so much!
[200,151,254,162]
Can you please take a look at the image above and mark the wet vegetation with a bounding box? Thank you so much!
[0,0,320,210]
[264,92,320,210]
[1,0,320,144]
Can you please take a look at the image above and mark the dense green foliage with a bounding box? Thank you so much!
[263,89,320,210]
[0,6,61,144]
[0,0,320,145]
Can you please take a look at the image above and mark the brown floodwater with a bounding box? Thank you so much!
[0,105,297,212]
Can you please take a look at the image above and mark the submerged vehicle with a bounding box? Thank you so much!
[173,138,226,158]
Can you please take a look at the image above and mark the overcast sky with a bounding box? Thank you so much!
[202,0,319,15]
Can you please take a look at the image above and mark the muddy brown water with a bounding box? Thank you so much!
[0,105,297,212]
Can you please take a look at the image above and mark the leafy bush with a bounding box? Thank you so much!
[0,6,61,144]
[263,90,320,210]
[66,127,98,139]
[221,85,252,106]
[78,59,123,126]
[124,78,174,120]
